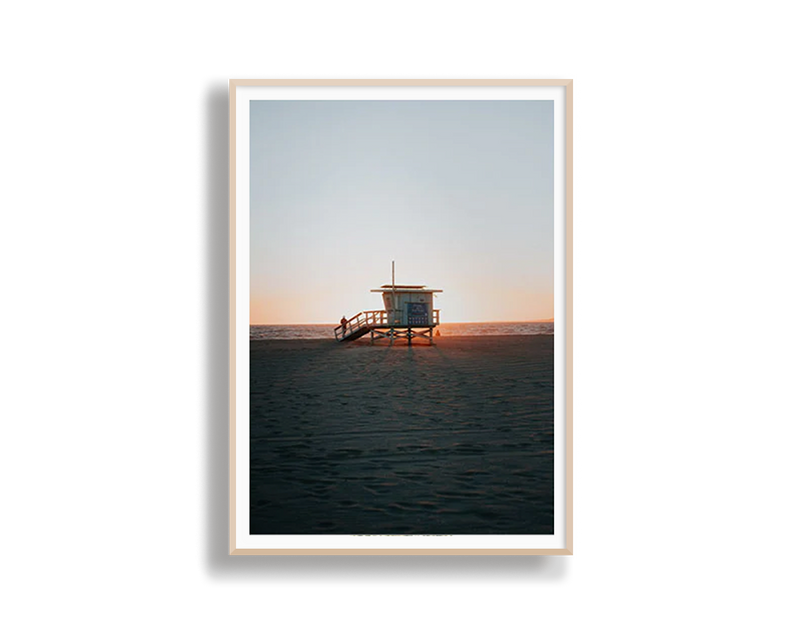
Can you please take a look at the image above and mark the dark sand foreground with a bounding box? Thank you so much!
[250,335,553,535]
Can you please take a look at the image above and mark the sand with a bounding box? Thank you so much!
[250,335,554,535]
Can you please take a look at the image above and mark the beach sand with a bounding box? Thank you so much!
[250,335,554,535]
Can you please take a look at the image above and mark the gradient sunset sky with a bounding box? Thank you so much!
[250,100,553,324]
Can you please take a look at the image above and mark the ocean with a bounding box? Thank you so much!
[250,321,554,340]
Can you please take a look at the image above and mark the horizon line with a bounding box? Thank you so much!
[250,319,555,326]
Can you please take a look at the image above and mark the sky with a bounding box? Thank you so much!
[250,100,554,324]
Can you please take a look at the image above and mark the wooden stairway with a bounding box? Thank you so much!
[334,309,441,343]
[335,310,386,342]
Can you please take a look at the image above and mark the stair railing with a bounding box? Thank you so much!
[334,309,439,341]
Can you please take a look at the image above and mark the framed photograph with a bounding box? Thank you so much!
[229,79,572,555]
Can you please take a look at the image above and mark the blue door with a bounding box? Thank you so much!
[406,302,429,325]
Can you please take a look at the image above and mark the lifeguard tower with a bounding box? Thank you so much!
[334,262,442,345]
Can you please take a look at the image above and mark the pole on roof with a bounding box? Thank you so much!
[392,260,396,325]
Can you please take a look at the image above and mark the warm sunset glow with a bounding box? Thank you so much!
[250,100,554,324]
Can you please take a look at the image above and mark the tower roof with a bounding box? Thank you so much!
[370,285,443,293]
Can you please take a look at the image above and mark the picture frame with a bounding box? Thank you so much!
[228,72,583,559]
